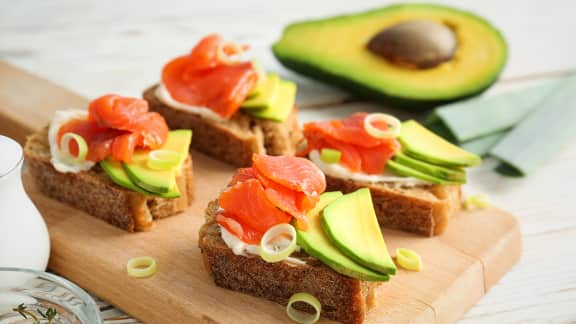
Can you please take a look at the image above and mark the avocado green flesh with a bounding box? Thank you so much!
[297,191,390,281]
[272,3,508,108]
[400,120,481,167]
[101,130,191,197]
[241,73,280,109]
[123,162,176,194]
[393,152,466,183]
[123,129,191,194]
[100,159,180,198]
[322,188,397,275]
[387,160,457,185]
[246,80,296,122]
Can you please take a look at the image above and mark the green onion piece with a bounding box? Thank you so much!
[126,256,157,278]
[286,292,321,324]
[147,150,181,170]
[395,248,422,272]
[364,113,401,139]
[464,193,491,210]
[320,148,341,164]
[60,132,88,164]
[259,223,297,263]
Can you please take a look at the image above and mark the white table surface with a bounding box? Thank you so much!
[2,0,576,323]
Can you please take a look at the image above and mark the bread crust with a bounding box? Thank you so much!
[143,85,302,167]
[325,175,462,236]
[198,200,378,324]
[24,128,194,232]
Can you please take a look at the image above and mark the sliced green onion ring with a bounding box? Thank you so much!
[364,113,402,139]
[464,193,491,210]
[286,292,321,324]
[217,42,243,65]
[320,148,342,164]
[60,132,88,164]
[126,256,157,278]
[259,223,297,263]
[147,150,181,170]
[395,248,422,272]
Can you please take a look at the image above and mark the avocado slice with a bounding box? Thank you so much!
[245,80,296,122]
[387,160,458,185]
[241,73,280,109]
[100,158,180,198]
[272,3,507,108]
[322,188,397,275]
[157,129,193,176]
[400,120,481,167]
[393,152,466,183]
[297,191,390,281]
[123,129,192,195]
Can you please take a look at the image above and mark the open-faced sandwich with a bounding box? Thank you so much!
[24,94,194,232]
[199,154,396,324]
[299,112,481,236]
[144,34,301,167]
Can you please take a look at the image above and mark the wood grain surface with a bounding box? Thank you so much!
[2,61,522,323]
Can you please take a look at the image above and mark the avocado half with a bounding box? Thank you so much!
[272,3,508,108]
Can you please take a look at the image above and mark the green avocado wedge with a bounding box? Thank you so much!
[400,120,481,167]
[122,129,192,195]
[241,73,280,109]
[387,160,459,185]
[272,3,507,108]
[297,191,390,281]
[322,188,397,275]
[393,152,466,183]
[245,80,296,122]
[100,158,180,198]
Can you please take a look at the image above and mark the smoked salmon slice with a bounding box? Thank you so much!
[252,154,326,196]
[218,179,291,234]
[216,212,262,244]
[58,95,169,163]
[162,34,258,119]
[302,113,400,175]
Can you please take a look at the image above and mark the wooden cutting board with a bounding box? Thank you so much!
[0,61,522,323]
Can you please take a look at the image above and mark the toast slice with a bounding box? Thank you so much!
[326,175,462,236]
[143,85,303,167]
[24,128,194,232]
[199,200,378,324]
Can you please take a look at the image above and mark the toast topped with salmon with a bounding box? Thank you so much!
[199,154,397,324]
[24,94,194,231]
[144,34,302,167]
[299,112,481,236]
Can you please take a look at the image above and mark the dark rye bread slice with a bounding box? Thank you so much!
[24,128,194,232]
[144,85,303,167]
[199,201,378,324]
[326,175,462,236]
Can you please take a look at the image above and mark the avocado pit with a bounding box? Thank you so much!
[367,19,457,69]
